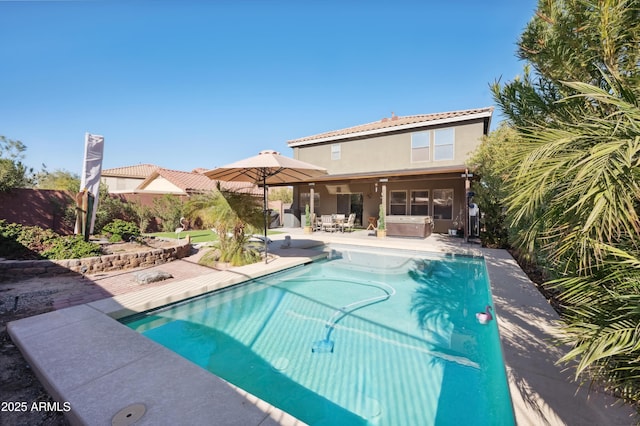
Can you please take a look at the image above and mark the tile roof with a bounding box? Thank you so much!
[101,164,159,178]
[138,168,261,195]
[153,168,216,192]
[287,107,493,146]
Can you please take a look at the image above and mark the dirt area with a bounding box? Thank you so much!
[0,238,201,426]
[99,238,178,255]
[1,279,75,425]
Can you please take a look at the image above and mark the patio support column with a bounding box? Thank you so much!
[263,180,268,263]
[379,178,388,221]
[309,183,315,217]
[462,168,472,243]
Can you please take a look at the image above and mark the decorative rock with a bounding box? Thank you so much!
[134,270,173,285]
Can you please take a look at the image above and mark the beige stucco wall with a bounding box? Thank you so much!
[142,177,184,194]
[102,176,144,193]
[293,121,485,175]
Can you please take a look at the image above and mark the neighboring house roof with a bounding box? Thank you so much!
[287,107,493,147]
[137,168,261,195]
[101,164,159,178]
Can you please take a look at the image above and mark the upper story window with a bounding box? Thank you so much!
[331,144,341,160]
[434,128,454,161]
[411,132,430,162]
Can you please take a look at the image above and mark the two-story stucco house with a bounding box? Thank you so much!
[287,107,492,235]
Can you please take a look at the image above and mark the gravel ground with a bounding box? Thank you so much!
[1,278,73,426]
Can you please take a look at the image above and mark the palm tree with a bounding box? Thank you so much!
[489,0,640,407]
[507,81,640,403]
[184,185,264,266]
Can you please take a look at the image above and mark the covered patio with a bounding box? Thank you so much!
[288,166,477,238]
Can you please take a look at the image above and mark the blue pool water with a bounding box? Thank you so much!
[122,245,514,425]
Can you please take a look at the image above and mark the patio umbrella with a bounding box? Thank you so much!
[204,150,327,263]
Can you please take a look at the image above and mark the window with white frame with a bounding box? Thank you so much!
[433,189,453,220]
[410,190,429,215]
[331,143,341,160]
[434,128,454,160]
[411,132,430,162]
[389,190,407,215]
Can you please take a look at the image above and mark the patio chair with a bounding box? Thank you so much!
[312,213,322,231]
[321,214,337,232]
[340,213,356,232]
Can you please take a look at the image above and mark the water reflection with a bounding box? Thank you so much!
[409,258,480,361]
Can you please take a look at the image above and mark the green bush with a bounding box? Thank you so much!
[93,182,139,233]
[0,221,35,259]
[102,219,140,242]
[41,236,102,259]
[378,204,385,230]
[0,220,101,260]
[153,194,183,232]
[0,220,59,259]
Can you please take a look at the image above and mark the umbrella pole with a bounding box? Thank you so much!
[263,176,268,264]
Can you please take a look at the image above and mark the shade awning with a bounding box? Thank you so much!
[204,150,327,185]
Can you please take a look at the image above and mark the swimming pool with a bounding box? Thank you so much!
[122,245,514,425]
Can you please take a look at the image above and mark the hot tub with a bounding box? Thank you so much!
[385,215,433,238]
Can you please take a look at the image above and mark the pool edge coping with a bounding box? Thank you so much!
[8,253,327,426]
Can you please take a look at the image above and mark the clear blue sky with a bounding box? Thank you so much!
[1,0,537,176]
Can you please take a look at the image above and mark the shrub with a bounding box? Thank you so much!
[102,219,140,242]
[0,220,59,259]
[378,204,385,230]
[16,224,59,252]
[41,236,102,259]
[0,221,34,259]
[93,183,139,233]
[0,220,101,260]
[153,194,183,232]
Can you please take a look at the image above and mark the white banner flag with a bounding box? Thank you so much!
[77,133,104,235]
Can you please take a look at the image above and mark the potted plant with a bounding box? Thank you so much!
[304,204,313,234]
[450,217,459,236]
[377,203,386,238]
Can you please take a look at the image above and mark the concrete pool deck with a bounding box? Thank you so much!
[7,229,636,425]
